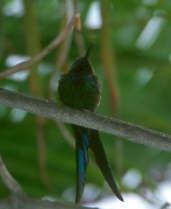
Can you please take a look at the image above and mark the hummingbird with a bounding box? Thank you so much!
[58,45,123,203]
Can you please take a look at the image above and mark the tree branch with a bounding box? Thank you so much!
[0,155,24,195]
[0,197,97,209]
[0,17,74,80]
[0,154,97,209]
[0,88,171,151]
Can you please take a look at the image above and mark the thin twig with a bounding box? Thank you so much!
[1,88,171,152]
[0,155,24,195]
[56,121,75,148]
[48,20,72,99]
[37,117,50,189]
[23,0,50,189]
[73,2,85,57]
[48,1,74,151]
[100,0,123,175]
[0,18,74,80]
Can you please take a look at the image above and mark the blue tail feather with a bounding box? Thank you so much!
[72,125,89,203]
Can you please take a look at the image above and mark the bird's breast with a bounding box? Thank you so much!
[58,73,101,111]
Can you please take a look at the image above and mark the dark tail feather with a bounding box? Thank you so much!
[72,125,89,203]
[89,130,124,202]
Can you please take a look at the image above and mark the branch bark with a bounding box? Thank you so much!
[0,88,171,151]
[0,154,97,209]
[0,197,97,209]
[0,156,24,195]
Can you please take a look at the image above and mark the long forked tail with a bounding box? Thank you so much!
[89,130,124,202]
[72,125,89,203]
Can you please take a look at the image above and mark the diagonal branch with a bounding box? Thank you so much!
[0,88,171,151]
[0,155,97,209]
[0,155,24,195]
[0,18,74,80]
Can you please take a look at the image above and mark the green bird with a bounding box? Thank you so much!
[58,46,123,203]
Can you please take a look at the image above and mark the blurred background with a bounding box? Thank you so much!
[0,0,171,208]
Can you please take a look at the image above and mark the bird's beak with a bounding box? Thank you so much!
[85,43,93,59]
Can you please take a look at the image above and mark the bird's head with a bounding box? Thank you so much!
[70,44,93,74]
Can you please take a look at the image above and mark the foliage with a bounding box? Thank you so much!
[0,0,171,203]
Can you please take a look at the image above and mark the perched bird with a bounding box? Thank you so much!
[58,46,123,203]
